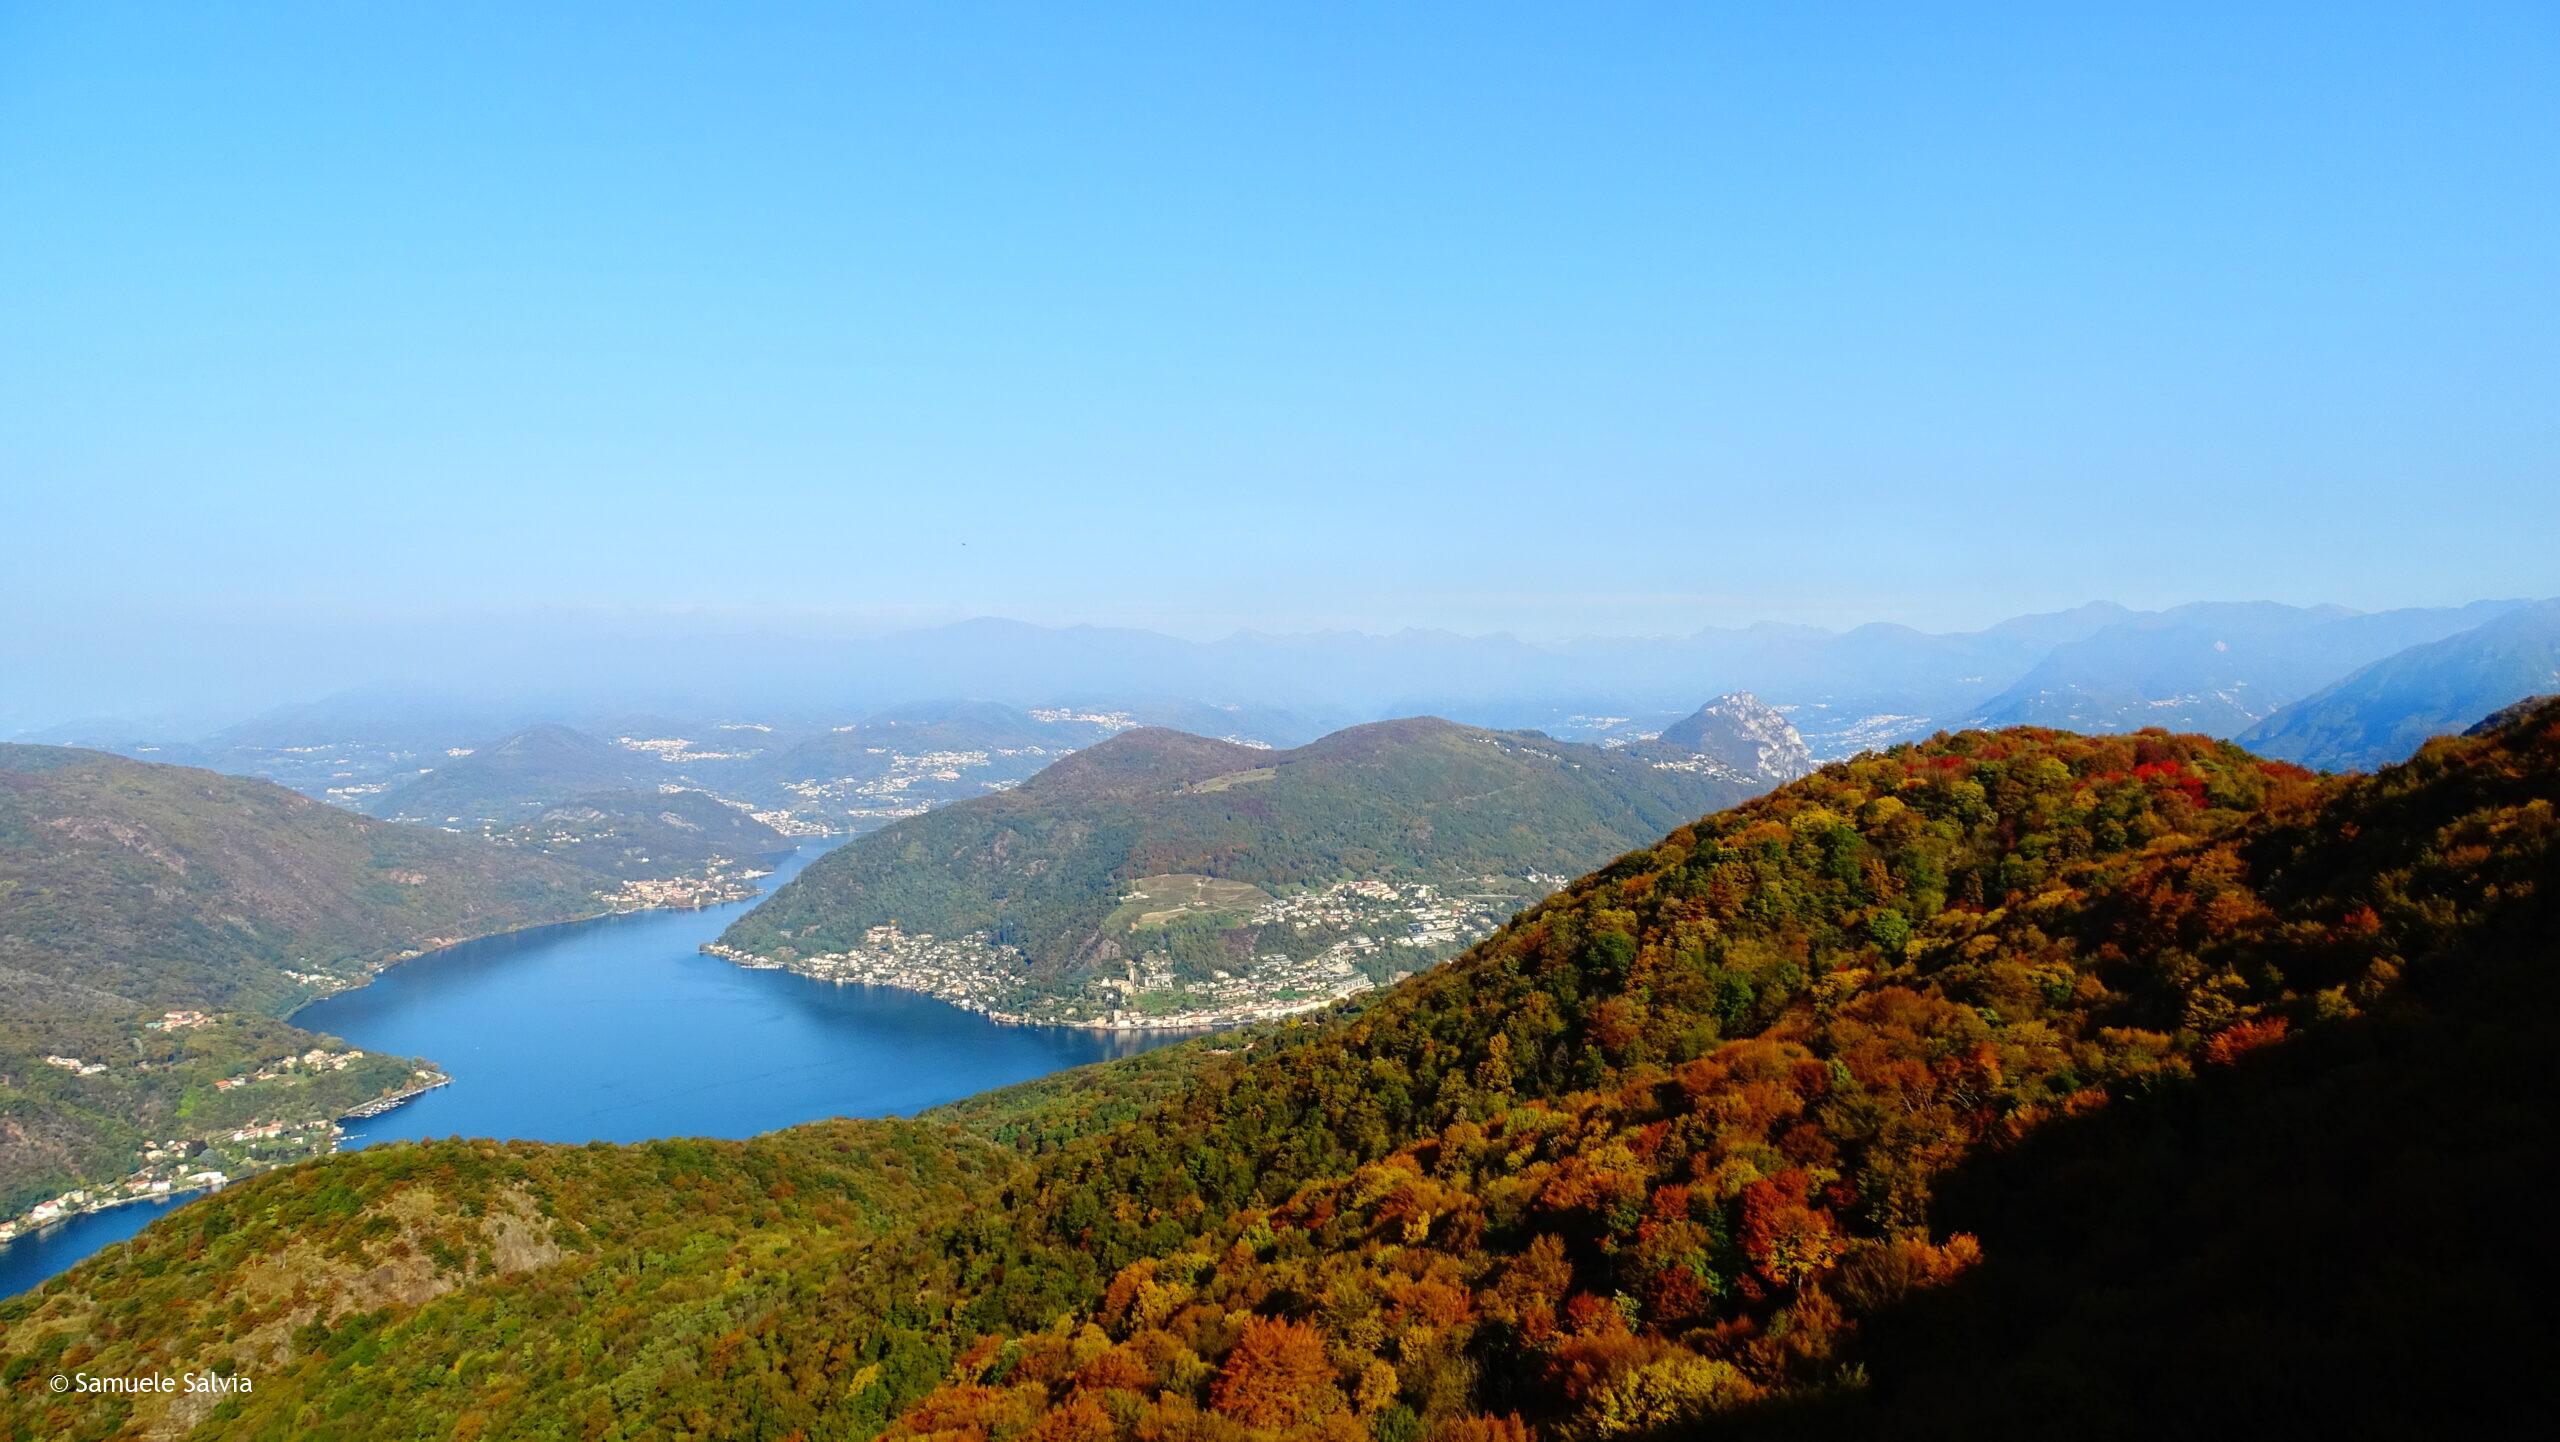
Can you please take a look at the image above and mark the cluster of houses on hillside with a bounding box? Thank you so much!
[1027,707,1140,731]
[616,735,754,763]
[708,870,1560,1032]
[3,1065,455,1250]
[1246,876,1540,960]
[1085,944,1387,1029]
[709,924,1038,1019]
[775,745,1055,832]
[211,1046,367,1092]
[601,865,765,911]
[2,1154,232,1247]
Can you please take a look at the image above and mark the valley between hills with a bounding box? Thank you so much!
[6,696,2554,1439]
[0,697,1806,1253]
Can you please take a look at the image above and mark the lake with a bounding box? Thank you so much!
[2,843,1182,1298]
[0,1195,193,1300]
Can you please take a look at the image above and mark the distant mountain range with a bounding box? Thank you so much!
[368,723,666,826]
[22,598,2559,789]
[307,698,1349,848]
[352,705,1135,841]
[1957,600,2528,737]
[726,701,1146,827]
[715,716,1766,1023]
[2237,600,2560,771]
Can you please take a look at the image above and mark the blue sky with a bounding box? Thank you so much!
[3,2,2554,659]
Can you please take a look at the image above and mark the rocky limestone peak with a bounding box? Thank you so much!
[1656,692,1819,783]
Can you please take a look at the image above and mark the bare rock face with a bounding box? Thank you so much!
[1654,693,1819,784]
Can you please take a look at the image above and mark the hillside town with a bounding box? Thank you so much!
[209,1044,370,1092]
[614,735,755,764]
[600,862,768,911]
[1025,707,1140,731]
[707,872,1556,1030]
[771,744,1058,832]
[0,1062,452,1249]
[1240,876,1542,976]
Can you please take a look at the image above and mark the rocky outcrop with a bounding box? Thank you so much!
[1653,693,1819,783]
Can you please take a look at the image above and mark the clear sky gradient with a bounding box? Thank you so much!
[4,2,2554,654]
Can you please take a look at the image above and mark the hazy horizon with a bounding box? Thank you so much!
[7,5,2556,690]
[7,592,2547,739]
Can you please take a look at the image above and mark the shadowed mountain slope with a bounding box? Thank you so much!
[2238,599,2560,770]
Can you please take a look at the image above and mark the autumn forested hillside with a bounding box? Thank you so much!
[7,704,2554,1440]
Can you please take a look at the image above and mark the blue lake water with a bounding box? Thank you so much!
[0,1195,193,1300]
[3,843,1180,1298]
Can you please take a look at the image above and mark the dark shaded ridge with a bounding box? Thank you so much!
[1713,872,2554,1439]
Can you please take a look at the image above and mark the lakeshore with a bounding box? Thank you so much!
[704,875,1550,1030]
[7,860,772,1270]
[295,843,1174,1154]
[4,842,1181,1298]
[0,1071,453,1288]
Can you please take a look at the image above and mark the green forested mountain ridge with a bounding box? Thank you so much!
[8,704,2552,1439]
[0,744,604,1215]
[713,718,1763,1017]
[365,722,661,826]
[488,788,787,880]
[0,745,599,1018]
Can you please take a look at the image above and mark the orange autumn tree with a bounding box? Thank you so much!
[1211,1317,1342,1428]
